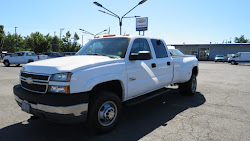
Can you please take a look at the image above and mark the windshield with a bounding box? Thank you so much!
[76,37,130,58]
[26,52,36,56]
[169,49,184,56]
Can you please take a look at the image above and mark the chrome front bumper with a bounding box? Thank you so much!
[15,95,88,122]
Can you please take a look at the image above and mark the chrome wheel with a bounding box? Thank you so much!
[98,101,117,127]
[192,77,197,93]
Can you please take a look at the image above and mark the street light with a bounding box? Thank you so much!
[93,0,147,35]
[15,27,17,51]
[95,29,108,37]
[79,29,108,38]
[60,28,65,40]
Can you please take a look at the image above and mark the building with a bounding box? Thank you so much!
[170,43,250,60]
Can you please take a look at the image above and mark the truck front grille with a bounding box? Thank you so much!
[21,81,47,93]
[21,72,49,81]
[20,72,50,93]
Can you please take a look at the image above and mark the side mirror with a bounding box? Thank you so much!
[129,51,152,61]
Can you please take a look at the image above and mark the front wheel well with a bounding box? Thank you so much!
[90,80,123,101]
[28,59,34,63]
[192,66,198,76]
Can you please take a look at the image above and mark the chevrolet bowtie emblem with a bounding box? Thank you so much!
[138,19,145,23]
[26,77,33,84]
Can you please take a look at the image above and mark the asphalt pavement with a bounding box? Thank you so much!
[0,62,249,141]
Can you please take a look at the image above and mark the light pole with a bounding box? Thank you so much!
[81,34,83,46]
[79,29,108,38]
[15,27,17,51]
[93,0,146,35]
[59,28,64,49]
[60,28,64,40]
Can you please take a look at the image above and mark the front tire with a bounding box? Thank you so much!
[231,61,237,65]
[179,74,197,96]
[28,60,34,63]
[88,91,122,133]
[4,60,10,67]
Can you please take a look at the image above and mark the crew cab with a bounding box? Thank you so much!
[13,36,198,133]
[3,51,48,67]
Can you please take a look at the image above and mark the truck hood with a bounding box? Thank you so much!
[22,55,120,74]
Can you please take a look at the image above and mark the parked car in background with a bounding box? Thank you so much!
[2,51,48,67]
[214,55,225,62]
[1,52,13,60]
[62,52,76,56]
[169,49,185,56]
[41,52,62,58]
[228,52,250,65]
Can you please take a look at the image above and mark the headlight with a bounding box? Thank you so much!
[50,72,72,82]
[49,85,70,94]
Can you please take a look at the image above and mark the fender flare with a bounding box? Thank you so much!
[28,59,34,63]
[83,74,126,100]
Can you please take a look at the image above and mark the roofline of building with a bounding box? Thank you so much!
[168,43,250,46]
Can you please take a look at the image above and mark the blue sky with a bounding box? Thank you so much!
[2,0,250,44]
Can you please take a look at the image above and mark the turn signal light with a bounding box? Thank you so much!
[103,34,115,37]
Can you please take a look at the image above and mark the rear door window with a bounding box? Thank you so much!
[18,53,25,56]
[151,39,168,58]
[26,52,35,56]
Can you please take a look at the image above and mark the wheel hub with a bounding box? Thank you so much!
[104,107,115,120]
[98,101,117,126]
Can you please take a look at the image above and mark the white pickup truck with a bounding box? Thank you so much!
[3,51,48,67]
[13,36,198,133]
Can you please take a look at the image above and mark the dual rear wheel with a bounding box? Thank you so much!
[179,74,197,96]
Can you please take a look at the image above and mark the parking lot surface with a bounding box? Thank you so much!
[0,62,249,141]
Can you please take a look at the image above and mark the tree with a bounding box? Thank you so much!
[73,32,79,43]
[61,31,72,52]
[52,36,60,52]
[61,31,81,52]
[0,25,4,50]
[3,33,15,52]
[27,32,52,53]
[234,35,249,43]
[16,34,25,51]
[1,30,79,53]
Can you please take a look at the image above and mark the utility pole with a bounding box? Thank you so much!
[60,28,64,40]
[82,34,83,46]
[15,27,17,52]
[59,28,64,49]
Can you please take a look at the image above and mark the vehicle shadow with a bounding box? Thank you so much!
[0,89,206,141]
[0,65,22,67]
[237,63,250,66]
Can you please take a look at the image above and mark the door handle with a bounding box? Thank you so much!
[167,62,171,66]
[151,63,156,68]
